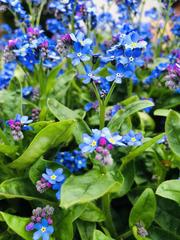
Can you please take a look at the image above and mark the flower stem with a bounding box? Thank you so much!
[99,102,106,130]
[102,194,117,238]
[104,82,116,106]
[117,230,132,240]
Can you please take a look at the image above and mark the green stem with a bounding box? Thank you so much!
[104,82,116,106]
[0,128,9,145]
[102,194,117,238]
[127,79,133,97]
[36,0,47,26]
[71,1,77,32]
[99,102,106,130]
[117,230,132,240]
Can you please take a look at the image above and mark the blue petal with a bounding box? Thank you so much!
[42,233,50,240]
[47,225,54,234]
[33,230,42,240]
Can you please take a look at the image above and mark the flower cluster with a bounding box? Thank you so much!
[79,127,142,165]
[26,205,54,240]
[36,168,66,200]
[55,150,87,173]
[7,114,32,141]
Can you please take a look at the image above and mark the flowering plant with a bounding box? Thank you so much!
[0,0,180,240]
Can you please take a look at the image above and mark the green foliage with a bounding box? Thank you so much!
[129,188,156,228]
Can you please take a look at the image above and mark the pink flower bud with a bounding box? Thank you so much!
[99,137,107,146]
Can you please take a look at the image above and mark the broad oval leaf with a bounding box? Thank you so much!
[149,227,180,240]
[156,180,180,205]
[0,177,56,203]
[9,120,75,170]
[129,188,156,228]
[60,169,122,209]
[0,144,17,158]
[80,202,105,222]
[0,212,32,240]
[165,110,180,157]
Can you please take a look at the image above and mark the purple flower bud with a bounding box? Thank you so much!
[36,216,42,222]
[107,144,113,150]
[26,222,34,231]
[96,146,103,153]
[95,154,102,161]
[102,149,109,156]
[99,137,107,146]
[41,210,46,217]
[47,217,53,225]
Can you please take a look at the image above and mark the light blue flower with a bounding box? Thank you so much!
[122,130,143,146]
[79,129,101,153]
[101,127,125,146]
[42,168,65,185]
[33,218,54,240]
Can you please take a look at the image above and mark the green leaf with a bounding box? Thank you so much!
[165,110,180,156]
[93,230,114,240]
[77,220,95,240]
[149,227,180,240]
[0,144,17,158]
[55,205,86,240]
[156,180,180,205]
[0,177,56,203]
[154,109,170,117]
[0,212,32,240]
[155,208,180,237]
[46,63,63,95]
[121,133,164,168]
[9,120,75,170]
[60,168,122,209]
[47,98,91,143]
[108,100,154,132]
[30,121,52,133]
[129,188,156,228]
[80,202,105,222]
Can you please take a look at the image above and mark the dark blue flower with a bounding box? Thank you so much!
[106,64,126,84]
[55,150,87,173]
[22,86,33,98]
[79,65,101,84]
[33,218,54,240]
[68,42,91,66]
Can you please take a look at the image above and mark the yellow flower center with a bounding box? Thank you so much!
[51,174,57,180]
[131,42,137,48]
[109,138,115,144]
[131,137,136,142]
[77,52,82,57]
[41,227,46,233]
[91,140,97,147]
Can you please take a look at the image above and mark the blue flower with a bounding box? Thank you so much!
[79,65,101,84]
[84,100,99,112]
[122,130,143,146]
[70,31,92,46]
[55,150,87,173]
[101,127,125,146]
[106,64,126,84]
[22,86,33,98]
[123,32,147,50]
[79,129,101,153]
[33,218,54,240]
[145,8,158,20]
[42,168,65,185]
[68,42,91,66]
